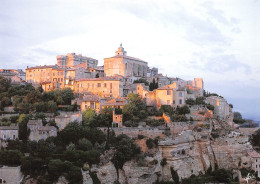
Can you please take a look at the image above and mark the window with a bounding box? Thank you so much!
[58,78,60,82]
[53,73,55,76]
[179,99,183,104]
[167,90,171,95]
[104,83,107,88]
[110,83,113,89]
[61,78,63,82]
[167,100,170,105]
[98,83,101,87]
[178,92,183,97]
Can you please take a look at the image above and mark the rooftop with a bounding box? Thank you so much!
[82,95,100,102]
[0,126,19,130]
[76,76,121,82]
[248,150,260,158]
[26,65,60,70]
[105,55,147,63]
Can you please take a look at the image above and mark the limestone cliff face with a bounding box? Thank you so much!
[92,123,253,183]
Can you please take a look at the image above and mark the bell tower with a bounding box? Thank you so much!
[115,43,127,56]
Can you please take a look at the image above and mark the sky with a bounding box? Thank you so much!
[1,0,260,120]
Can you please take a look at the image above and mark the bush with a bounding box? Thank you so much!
[170,167,179,184]
[160,158,167,167]
[138,134,145,140]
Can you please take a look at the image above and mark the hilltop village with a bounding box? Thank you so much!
[0,45,260,184]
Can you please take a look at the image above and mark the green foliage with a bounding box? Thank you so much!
[18,114,30,140]
[159,105,174,116]
[233,112,246,124]
[146,138,158,149]
[122,93,147,122]
[250,129,260,151]
[149,78,159,91]
[176,105,190,115]
[160,158,167,167]
[77,138,93,151]
[0,150,23,166]
[186,98,196,105]
[206,104,215,111]
[112,134,141,169]
[212,168,232,183]
[133,78,149,86]
[195,97,205,105]
[137,134,145,140]
[170,167,180,184]
[82,108,96,126]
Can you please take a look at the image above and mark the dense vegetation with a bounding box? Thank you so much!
[0,75,75,113]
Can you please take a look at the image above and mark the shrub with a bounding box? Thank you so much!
[137,134,145,140]
[160,158,167,167]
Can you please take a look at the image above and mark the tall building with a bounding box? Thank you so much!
[56,53,98,68]
[104,44,148,79]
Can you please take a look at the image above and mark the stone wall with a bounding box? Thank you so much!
[98,127,167,139]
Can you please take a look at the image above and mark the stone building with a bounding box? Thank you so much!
[0,126,18,141]
[81,94,101,113]
[112,111,123,128]
[101,98,128,110]
[0,69,25,85]
[145,83,186,109]
[205,96,230,120]
[74,76,123,98]
[57,53,98,68]
[0,166,23,184]
[26,65,65,90]
[104,44,148,79]
[247,150,260,177]
[55,112,82,131]
[27,119,57,141]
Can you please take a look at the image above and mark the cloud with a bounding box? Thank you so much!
[189,52,251,74]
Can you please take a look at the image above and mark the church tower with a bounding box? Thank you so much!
[115,43,127,56]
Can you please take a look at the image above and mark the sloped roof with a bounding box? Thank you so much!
[76,76,121,82]
[105,55,147,63]
[26,65,59,70]
[248,150,260,158]
[82,95,100,102]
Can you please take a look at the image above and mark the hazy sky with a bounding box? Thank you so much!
[1,0,260,120]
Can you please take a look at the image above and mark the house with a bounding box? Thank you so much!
[0,166,23,184]
[247,150,260,177]
[145,84,186,109]
[27,119,57,141]
[0,126,18,141]
[74,76,123,98]
[81,94,101,113]
[101,98,128,110]
[55,112,82,131]
[112,111,123,128]
[205,96,230,120]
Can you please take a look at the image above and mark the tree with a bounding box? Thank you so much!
[48,159,65,180]
[122,93,147,122]
[170,167,180,184]
[82,108,96,126]
[250,129,260,151]
[60,88,74,105]
[195,97,205,105]
[206,104,215,111]
[77,138,92,151]
[133,78,149,86]
[149,78,158,91]
[233,112,245,124]
[186,98,196,105]
[112,134,141,169]
[48,100,57,113]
